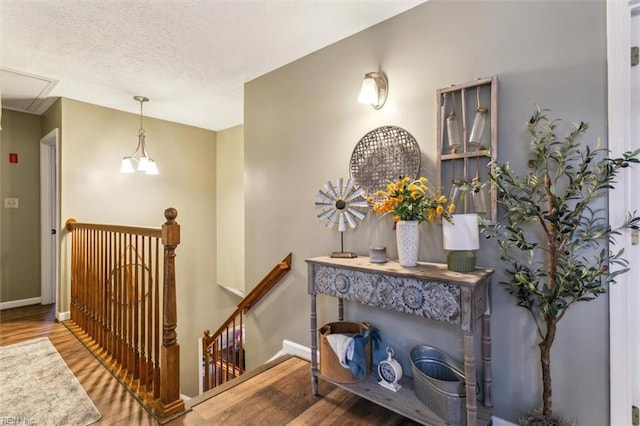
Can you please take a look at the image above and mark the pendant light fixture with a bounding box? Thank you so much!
[120,95,159,175]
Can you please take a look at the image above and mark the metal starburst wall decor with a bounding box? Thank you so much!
[315,178,368,258]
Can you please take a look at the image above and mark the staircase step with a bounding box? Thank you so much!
[189,354,294,408]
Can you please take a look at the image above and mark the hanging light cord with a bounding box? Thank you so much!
[127,96,150,158]
[138,97,149,157]
[139,98,145,138]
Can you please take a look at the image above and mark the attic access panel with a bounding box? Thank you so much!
[0,67,58,114]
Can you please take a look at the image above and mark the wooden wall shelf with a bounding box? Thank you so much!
[436,76,498,224]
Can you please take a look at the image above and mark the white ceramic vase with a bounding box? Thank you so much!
[396,220,420,267]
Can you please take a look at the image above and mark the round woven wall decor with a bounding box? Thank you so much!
[350,126,421,195]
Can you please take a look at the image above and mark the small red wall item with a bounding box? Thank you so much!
[9,153,18,163]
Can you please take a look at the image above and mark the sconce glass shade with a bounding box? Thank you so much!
[358,78,378,104]
[443,214,479,272]
[357,72,388,109]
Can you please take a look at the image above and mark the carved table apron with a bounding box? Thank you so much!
[307,256,493,426]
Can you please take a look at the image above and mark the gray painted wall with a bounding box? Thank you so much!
[0,109,42,303]
[244,1,608,423]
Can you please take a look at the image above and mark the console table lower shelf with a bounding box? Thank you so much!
[313,369,492,426]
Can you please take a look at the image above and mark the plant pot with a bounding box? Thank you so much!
[396,220,419,267]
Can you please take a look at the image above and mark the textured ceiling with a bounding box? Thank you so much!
[1,1,424,131]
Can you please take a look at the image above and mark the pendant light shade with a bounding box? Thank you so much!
[120,96,159,175]
[145,159,159,175]
[120,157,135,174]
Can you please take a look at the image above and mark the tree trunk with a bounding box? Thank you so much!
[540,316,558,418]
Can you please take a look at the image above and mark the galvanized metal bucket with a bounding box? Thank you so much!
[410,345,469,425]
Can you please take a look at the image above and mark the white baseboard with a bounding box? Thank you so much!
[198,337,204,395]
[0,297,41,311]
[56,311,70,321]
[268,348,287,362]
[217,284,244,298]
[279,339,319,362]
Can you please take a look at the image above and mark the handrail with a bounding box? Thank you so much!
[208,253,292,339]
[240,253,292,313]
[202,253,292,392]
[64,208,185,421]
[66,218,162,238]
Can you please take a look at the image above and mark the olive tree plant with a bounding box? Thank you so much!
[482,107,640,422]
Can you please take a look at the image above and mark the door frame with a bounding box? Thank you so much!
[608,0,638,423]
[40,128,59,307]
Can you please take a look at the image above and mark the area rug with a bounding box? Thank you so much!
[0,337,101,425]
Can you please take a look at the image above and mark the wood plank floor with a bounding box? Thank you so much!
[0,304,156,425]
[0,304,420,425]
[170,356,420,426]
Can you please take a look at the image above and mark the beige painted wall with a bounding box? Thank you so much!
[216,125,245,294]
[42,98,62,137]
[0,109,42,304]
[244,1,608,423]
[57,98,237,396]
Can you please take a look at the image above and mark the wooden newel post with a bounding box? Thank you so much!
[65,218,77,231]
[156,207,185,418]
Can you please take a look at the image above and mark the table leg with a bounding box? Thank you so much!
[310,292,318,395]
[460,286,477,426]
[462,331,478,426]
[482,312,492,407]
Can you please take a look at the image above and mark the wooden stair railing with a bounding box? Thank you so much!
[65,208,185,422]
[202,253,292,392]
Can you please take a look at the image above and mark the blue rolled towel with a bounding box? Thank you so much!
[346,326,380,379]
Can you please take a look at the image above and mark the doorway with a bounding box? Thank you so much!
[608,0,639,423]
[631,4,640,416]
[40,129,58,308]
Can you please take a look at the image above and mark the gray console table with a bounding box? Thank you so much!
[306,256,493,426]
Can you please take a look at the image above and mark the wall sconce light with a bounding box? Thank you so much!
[443,214,480,272]
[357,72,388,109]
[120,95,159,175]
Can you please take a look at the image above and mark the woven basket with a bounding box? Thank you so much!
[319,321,371,383]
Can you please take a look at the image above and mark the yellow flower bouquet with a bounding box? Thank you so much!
[368,176,454,223]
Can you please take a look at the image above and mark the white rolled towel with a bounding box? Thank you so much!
[326,334,355,368]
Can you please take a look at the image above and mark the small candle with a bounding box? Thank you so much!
[369,247,387,263]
